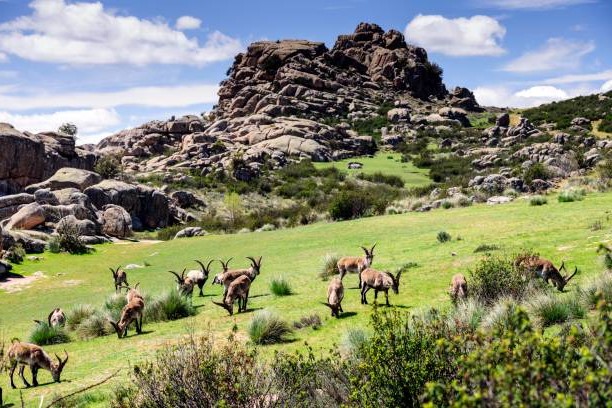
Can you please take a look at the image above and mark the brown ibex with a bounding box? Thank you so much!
[516,256,577,292]
[212,274,252,316]
[168,268,195,297]
[8,340,69,388]
[110,266,128,293]
[449,274,468,304]
[322,277,344,318]
[337,244,376,288]
[360,267,401,306]
[33,308,66,327]
[188,260,213,297]
[213,257,261,298]
[108,285,145,338]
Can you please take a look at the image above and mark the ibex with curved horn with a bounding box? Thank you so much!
[108,285,144,339]
[110,266,128,293]
[322,277,344,318]
[360,267,402,306]
[516,256,578,292]
[212,257,262,298]
[337,244,376,288]
[8,340,69,388]
[212,274,252,316]
[168,268,195,297]
[187,260,214,297]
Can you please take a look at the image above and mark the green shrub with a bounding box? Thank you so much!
[269,277,292,296]
[75,312,113,340]
[522,91,612,129]
[66,304,96,331]
[481,298,524,333]
[6,243,25,263]
[247,310,293,345]
[319,253,340,280]
[437,231,452,243]
[47,236,61,254]
[473,243,501,253]
[103,293,127,321]
[600,114,612,133]
[145,289,196,322]
[528,293,586,327]
[441,200,453,209]
[597,158,612,184]
[29,322,71,345]
[470,251,540,305]
[341,328,370,358]
[447,298,485,332]
[94,155,122,179]
[351,115,388,139]
[356,172,404,188]
[558,188,586,202]
[523,162,550,184]
[57,222,89,254]
[530,195,548,206]
[577,273,612,309]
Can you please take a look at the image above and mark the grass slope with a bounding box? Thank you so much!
[1,191,611,406]
[314,152,430,186]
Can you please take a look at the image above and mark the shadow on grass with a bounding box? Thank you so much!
[0,271,24,282]
[338,311,358,319]
[249,293,271,299]
[125,330,154,338]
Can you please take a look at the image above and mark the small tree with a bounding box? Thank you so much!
[224,192,243,226]
[58,122,78,138]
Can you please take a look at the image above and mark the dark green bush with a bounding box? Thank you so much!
[95,155,122,179]
[437,231,451,243]
[29,322,71,345]
[328,186,393,221]
[473,243,501,253]
[145,289,196,322]
[269,277,293,296]
[523,162,550,184]
[248,310,293,345]
[530,195,548,206]
[357,171,404,188]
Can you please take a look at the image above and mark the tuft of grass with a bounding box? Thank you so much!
[577,273,612,309]
[66,304,96,331]
[319,253,340,280]
[293,314,322,330]
[269,277,293,296]
[104,293,127,321]
[473,244,501,253]
[247,310,293,345]
[589,220,603,231]
[530,196,548,206]
[341,328,370,358]
[76,313,113,340]
[447,299,485,333]
[145,289,196,322]
[558,189,586,203]
[29,322,71,345]
[441,200,453,209]
[47,236,61,254]
[528,293,585,327]
[481,298,522,333]
[437,231,452,243]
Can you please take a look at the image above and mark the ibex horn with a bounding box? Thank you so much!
[565,267,578,283]
[559,261,566,273]
[212,300,232,315]
[168,270,183,282]
[194,260,206,273]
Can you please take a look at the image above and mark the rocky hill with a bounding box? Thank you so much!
[96,22,481,180]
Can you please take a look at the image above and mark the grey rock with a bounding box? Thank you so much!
[174,226,207,239]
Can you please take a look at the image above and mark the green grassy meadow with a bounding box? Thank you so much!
[1,190,611,406]
[314,152,430,186]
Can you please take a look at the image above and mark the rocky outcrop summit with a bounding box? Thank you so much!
[95,23,480,179]
[0,123,96,195]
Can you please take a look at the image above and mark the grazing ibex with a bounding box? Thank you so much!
[337,244,376,288]
[360,267,401,306]
[108,285,145,339]
[33,308,66,327]
[449,274,468,304]
[322,277,344,318]
[8,340,69,388]
[188,260,214,297]
[516,256,577,292]
[212,274,252,316]
[168,269,195,297]
[110,266,128,293]
[213,257,262,298]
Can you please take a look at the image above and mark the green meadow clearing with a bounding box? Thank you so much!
[1,190,611,406]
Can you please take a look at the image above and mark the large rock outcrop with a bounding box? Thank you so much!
[0,123,97,196]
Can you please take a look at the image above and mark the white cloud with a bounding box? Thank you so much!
[0,108,121,141]
[176,15,201,30]
[0,52,7,62]
[404,14,506,57]
[0,0,242,66]
[474,85,574,107]
[0,83,219,111]
[482,0,595,9]
[601,80,612,92]
[543,69,612,84]
[503,38,595,73]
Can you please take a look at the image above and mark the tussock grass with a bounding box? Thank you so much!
[75,313,114,340]
[29,322,71,345]
[104,293,127,321]
[319,253,340,280]
[293,314,322,330]
[527,293,585,327]
[558,188,586,202]
[248,310,293,345]
[270,277,293,296]
[437,231,451,243]
[447,298,485,333]
[577,273,612,309]
[473,244,501,253]
[530,196,548,206]
[341,328,370,357]
[145,289,196,322]
[482,298,522,332]
[66,304,96,331]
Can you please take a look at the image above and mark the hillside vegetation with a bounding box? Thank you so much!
[1,189,611,406]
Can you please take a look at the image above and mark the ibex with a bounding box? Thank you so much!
[188,260,214,297]
[33,308,66,327]
[337,244,376,288]
[213,257,262,298]
[449,274,468,304]
[360,267,401,306]
[516,256,577,292]
[168,268,195,297]
[8,340,69,388]
[212,274,252,316]
[110,266,128,293]
[108,284,145,338]
[322,277,344,318]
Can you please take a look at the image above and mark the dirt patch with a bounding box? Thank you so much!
[115,240,162,246]
[62,279,83,287]
[0,271,46,293]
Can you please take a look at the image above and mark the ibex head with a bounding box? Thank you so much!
[556,263,578,292]
[212,300,233,316]
[50,351,69,382]
[390,270,402,294]
[361,243,376,266]
[246,256,263,274]
[321,302,341,318]
[195,259,214,278]
[168,269,187,284]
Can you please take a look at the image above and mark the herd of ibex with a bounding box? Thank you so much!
[2,240,581,397]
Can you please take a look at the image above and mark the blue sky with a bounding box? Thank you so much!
[0,0,610,143]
